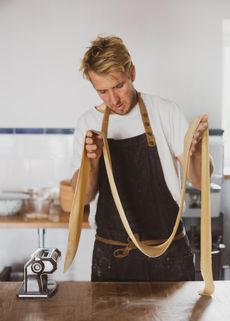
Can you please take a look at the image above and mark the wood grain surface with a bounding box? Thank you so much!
[0,208,89,229]
[0,281,230,321]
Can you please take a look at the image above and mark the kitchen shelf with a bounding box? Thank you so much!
[0,207,90,229]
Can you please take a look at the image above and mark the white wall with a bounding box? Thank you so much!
[0,133,74,191]
[0,0,230,128]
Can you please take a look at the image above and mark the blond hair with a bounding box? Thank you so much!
[80,35,133,80]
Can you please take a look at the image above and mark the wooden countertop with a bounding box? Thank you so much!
[0,206,90,229]
[0,281,230,321]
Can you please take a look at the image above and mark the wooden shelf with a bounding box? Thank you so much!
[0,206,90,229]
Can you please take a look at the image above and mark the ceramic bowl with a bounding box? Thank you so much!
[0,199,23,216]
[0,192,28,216]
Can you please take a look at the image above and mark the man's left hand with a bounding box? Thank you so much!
[189,114,208,156]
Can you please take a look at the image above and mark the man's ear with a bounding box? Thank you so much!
[130,65,136,82]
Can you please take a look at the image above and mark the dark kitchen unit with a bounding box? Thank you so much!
[183,128,225,280]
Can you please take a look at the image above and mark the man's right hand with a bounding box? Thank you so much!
[85,130,104,160]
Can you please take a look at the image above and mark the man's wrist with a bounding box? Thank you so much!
[89,158,100,170]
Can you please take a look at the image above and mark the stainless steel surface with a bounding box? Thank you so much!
[37,228,46,247]
[17,247,61,298]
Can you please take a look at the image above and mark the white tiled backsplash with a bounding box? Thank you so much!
[0,128,96,281]
[0,131,74,192]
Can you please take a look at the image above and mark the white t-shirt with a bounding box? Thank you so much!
[71,93,189,227]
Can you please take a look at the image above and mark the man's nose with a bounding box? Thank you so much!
[109,90,119,105]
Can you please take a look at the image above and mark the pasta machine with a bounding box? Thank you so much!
[17,247,61,298]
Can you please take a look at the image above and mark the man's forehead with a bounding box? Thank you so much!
[89,70,128,90]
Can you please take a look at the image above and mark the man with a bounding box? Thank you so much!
[71,35,211,282]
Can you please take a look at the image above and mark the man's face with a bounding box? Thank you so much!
[88,68,137,115]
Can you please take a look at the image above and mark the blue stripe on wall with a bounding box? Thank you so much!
[0,128,220,135]
[45,128,74,134]
[0,128,14,134]
[0,128,74,134]
[15,128,44,134]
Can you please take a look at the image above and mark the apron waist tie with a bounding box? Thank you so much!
[95,228,186,259]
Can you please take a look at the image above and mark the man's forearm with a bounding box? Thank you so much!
[85,159,100,203]
[71,158,100,204]
[188,151,213,190]
[188,151,202,190]
[178,115,213,190]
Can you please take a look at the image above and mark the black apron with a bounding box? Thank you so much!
[91,96,195,282]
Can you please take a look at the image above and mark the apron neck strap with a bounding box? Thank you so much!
[101,92,156,147]
[100,104,110,137]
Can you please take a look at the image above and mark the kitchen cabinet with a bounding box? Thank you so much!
[1,281,230,321]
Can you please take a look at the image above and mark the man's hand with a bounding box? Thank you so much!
[189,115,208,156]
[85,130,104,160]
[177,114,212,189]
[71,130,103,201]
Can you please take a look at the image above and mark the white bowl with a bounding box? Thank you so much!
[0,199,23,216]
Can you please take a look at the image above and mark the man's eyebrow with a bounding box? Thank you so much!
[112,81,125,89]
[96,88,107,92]
[95,81,125,92]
